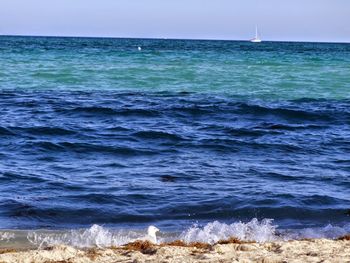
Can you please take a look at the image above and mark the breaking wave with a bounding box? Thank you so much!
[9,219,346,248]
[0,232,15,242]
[180,219,277,244]
[27,225,143,248]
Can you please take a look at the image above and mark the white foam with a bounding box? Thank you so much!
[27,224,166,248]
[0,232,15,242]
[24,220,350,248]
[180,218,277,244]
[28,225,140,248]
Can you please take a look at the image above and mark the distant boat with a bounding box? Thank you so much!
[250,26,262,43]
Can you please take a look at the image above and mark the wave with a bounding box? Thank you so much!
[27,225,137,248]
[198,125,277,137]
[18,127,76,136]
[51,100,347,124]
[171,105,214,116]
[180,219,277,244]
[31,141,156,156]
[188,138,303,153]
[63,106,159,117]
[0,127,14,136]
[0,232,15,242]
[0,219,348,249]
[254,123,327,131]
[132,130,184,141]
[68,106,117,115]
[236,103,332,121]
[0,172,47,184]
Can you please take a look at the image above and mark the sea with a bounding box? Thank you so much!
[0,36,349,248]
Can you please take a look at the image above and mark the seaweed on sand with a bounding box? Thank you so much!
[123,240,157,255]
[163,240,212,250]
[337,235,350,241]
[216,237,245,245]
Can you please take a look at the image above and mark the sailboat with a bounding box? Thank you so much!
[250,26,262,43]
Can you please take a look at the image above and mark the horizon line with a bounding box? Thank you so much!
[0,34,349,45]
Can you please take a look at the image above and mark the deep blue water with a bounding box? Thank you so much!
[0,36,349,235]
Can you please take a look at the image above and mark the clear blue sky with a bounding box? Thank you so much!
[0,0,349,42]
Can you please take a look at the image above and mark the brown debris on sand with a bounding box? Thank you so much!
[163,240,212,250]
[0,248,18,255]
[338,234,350,241]
[216,237,245,245]
[122,240,157,255]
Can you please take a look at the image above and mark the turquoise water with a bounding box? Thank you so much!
[1,37,350,99]
[0,36,349,247]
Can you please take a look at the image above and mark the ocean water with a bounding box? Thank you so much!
[0,36,350,247]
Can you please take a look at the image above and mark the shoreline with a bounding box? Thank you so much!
[0,236,349,263]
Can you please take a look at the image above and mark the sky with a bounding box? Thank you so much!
[0,0,349,42]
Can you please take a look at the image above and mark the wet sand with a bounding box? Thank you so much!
[0,237,349,263]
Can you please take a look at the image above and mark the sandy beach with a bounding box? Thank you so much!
[0,237,349,263]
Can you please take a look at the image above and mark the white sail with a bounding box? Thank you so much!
[251,25,262,43]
